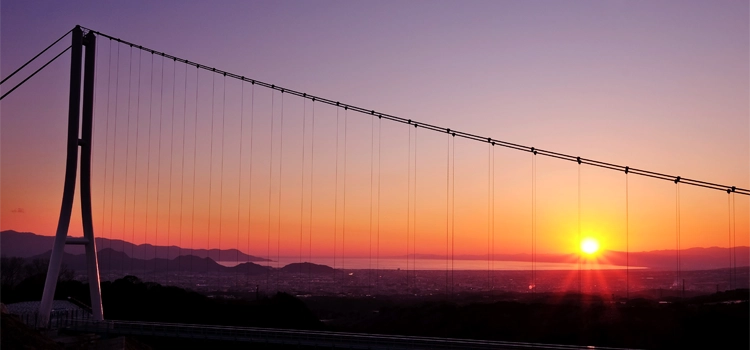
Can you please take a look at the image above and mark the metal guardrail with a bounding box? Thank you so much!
[62,319,638,350]
[12,309,92,329]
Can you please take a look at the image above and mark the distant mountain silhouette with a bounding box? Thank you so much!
[30,248,270,275]
[601,247,750,270]
[396,247,749,271]
[5,230,747,271]
[1,230,271,262]
[281,262,335,274]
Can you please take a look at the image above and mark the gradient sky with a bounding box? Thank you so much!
[2,0,748,260]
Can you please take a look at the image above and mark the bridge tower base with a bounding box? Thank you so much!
[39,26,103,326]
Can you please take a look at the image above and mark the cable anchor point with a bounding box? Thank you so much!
[577,156,581,165]
[674,176,681,184]
[625,166,629,174]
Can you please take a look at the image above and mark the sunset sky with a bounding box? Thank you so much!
[2,0,748,261]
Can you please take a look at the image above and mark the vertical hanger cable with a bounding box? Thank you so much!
[166,58,176,285]
[130,46,141,274]
[108,43,121,281]
[120,46,132,273]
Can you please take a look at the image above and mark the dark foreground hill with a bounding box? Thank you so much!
[0,313,62,349]
[1,257,747,350]
[304,290,749,350]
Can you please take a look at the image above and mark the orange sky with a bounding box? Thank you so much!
[2,90,748,258]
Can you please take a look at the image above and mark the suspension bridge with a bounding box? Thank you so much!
[2,26,748,346]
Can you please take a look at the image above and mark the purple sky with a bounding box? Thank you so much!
[1,1,748,254]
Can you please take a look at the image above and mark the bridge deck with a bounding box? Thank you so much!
[64,319,637,350]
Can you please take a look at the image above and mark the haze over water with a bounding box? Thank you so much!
[218,257,640,271]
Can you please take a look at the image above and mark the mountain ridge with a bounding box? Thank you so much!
[29,248,270,275]
[1,230,271,262]
[3,230,747,270]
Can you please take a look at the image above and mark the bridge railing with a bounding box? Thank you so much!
[10,308,93,329]
[63,319,636,350]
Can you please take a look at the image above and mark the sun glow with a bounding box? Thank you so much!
[581,238,600,255]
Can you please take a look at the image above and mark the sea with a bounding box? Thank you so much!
[217,257,642,270]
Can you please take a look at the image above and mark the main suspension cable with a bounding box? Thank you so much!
[1,46,72,101]
[82,27,749,197]
[0,28,72,85]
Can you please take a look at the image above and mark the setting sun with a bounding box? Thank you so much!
[581,238,600,255]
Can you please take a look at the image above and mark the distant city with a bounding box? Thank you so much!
[3,230,747,298]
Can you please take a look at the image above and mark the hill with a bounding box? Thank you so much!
[0,313,62,350]
[1,230,270,262]
[281,262,335,274]
[30,249,269,275]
